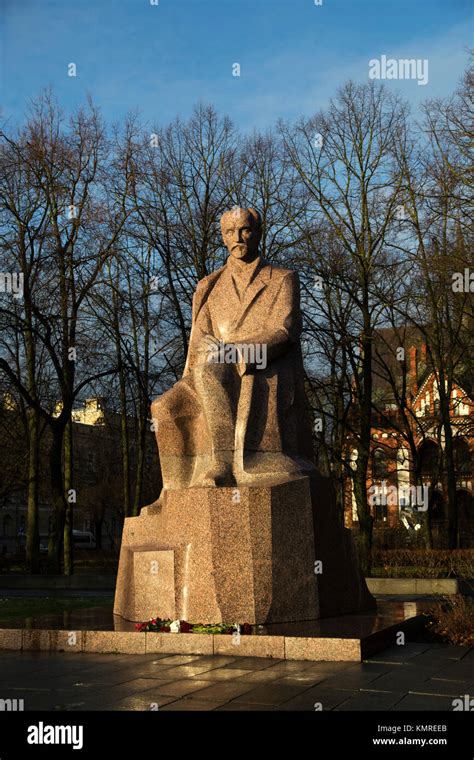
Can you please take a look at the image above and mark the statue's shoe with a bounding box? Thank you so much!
[199,462,235,487]
[234,453,317,486]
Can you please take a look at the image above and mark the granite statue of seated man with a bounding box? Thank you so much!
[151,207,316,491]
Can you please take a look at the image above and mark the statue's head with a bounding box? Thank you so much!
[221,207,262,261]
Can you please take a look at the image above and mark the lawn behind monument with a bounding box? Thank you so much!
[0,596,112,623]
[372,549,474,578]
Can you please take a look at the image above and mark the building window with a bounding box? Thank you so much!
[2,515,12,537]
[430,491,445,521]
[373,494,388,522]
[424,392,430,414]
[419,441,439,479]
[372,448,388,480]
[453,438,472,477]
[375,504,388,522]
[399,492,410,508]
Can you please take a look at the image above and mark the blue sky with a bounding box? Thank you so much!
[1,0,472,133]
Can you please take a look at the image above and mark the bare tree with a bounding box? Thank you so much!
[0,92,131,572]
[280,82,409,574]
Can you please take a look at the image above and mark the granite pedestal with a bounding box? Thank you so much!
[114,476,375,624]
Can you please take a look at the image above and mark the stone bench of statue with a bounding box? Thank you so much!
[151,207,315,492]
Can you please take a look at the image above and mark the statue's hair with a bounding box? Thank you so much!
[220,207,262,231]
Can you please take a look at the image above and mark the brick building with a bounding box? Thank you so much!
[344,332,473,547]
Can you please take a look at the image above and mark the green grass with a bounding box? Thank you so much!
[4,556,118,574]
[0,596,112,622]
[371,566,452,578]
[371,549,474,579]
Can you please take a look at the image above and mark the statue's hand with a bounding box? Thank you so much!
[198,334,221,363]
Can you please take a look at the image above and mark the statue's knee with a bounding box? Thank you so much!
[152,380,198,422]
[151,388,177,420]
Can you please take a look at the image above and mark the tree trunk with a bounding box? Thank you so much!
[132,413,146,516]
[118,360,131,517]
[414,464,432,549]
[47,426,66,574]
[354,306,374,576]
[22,252,40,574]
[63,419,74,575]
[25,408,40,573]
[438,383,458,547]
[353,462,373,576]
[442,421,459,548]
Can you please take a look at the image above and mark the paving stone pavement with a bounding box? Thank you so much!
[0,643,471,711]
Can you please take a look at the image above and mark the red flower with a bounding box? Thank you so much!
[180,620,193,633]
[241,623,252,635]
